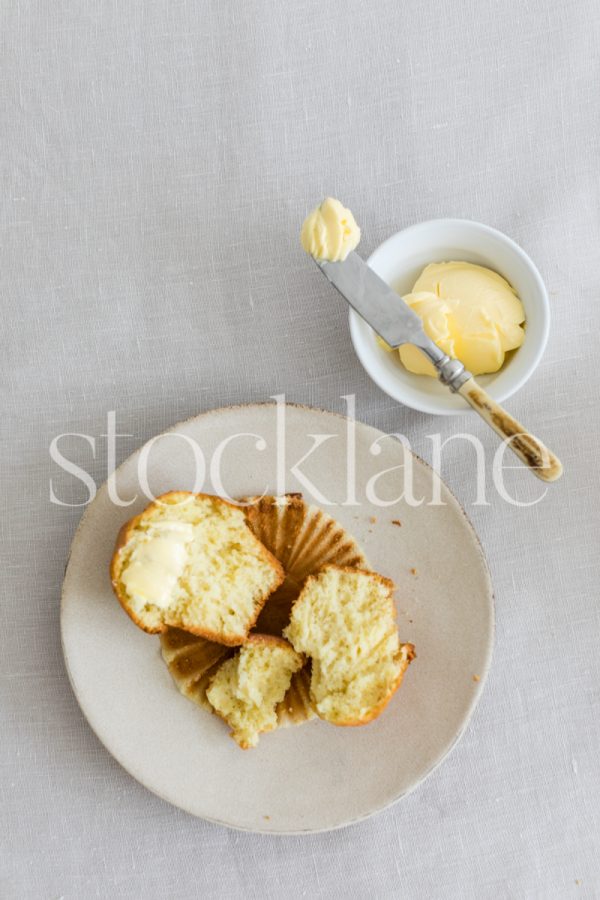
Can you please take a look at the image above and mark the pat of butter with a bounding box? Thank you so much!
[121,524,193,609]
[396,262,525,377]
[301,197,361,262]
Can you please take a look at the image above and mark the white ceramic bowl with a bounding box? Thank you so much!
[349,219,550,415]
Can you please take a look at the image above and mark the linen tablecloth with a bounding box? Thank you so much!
[2,0,599,896]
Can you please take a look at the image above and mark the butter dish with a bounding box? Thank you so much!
[349,218,550,416]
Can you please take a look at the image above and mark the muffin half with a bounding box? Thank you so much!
[110,492,284,644]
[284,565,415,726]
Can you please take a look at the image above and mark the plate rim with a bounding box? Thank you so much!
[60,401,495,834]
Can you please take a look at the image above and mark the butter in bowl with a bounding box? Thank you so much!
[347,217,550,416]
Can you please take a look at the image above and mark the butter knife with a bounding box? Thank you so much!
[315,252,562,482]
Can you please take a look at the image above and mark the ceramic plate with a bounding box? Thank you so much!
[61,403,493,833]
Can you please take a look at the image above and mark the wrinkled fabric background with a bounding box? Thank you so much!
[1,1,599,897]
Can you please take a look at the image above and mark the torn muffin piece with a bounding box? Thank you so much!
[284,565,414,726]
[206,635,304,748]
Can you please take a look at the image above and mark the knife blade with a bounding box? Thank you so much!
[314,251,433,353]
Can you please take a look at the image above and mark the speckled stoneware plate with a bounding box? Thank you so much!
[61,403,493,833]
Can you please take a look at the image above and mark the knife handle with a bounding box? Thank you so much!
[457,377,563,483]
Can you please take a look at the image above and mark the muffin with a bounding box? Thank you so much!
[205,635,304,748]
[160,494,367,734]
[110,491,284,643]
[160,626,314,728]
[284,565,415,726]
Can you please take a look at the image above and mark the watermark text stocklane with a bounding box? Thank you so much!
[49,397,548,509]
